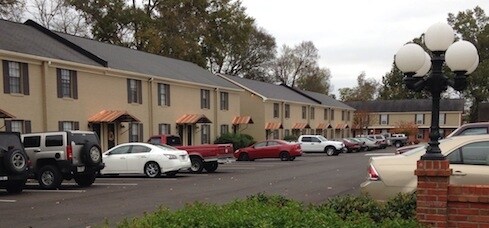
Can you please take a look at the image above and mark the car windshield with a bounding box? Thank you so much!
[317,136,328,141]
[155,144,178,150]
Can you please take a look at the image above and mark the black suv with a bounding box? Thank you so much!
[22,131,104,189]
[0,132,30,193]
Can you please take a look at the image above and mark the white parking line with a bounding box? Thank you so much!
[219,167,256,170]
[24,189,86,193]
[0,199,16,203]
[93,183,138,186]
[365,153,395,156]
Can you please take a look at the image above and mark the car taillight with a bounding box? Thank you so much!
[368,165,380,181]
[66,145,73,161]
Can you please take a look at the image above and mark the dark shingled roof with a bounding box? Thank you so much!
[0,19,101,66]
[54,32,239,89]
[218,74,321,104]
[281,86,355,110]
[0,19,240,90]
[345,99,465,112]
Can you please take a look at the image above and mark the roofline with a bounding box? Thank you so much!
[279,83,322,104]
[24,19,108,67]
[215,73,268,100]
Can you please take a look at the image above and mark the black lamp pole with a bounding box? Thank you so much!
[402,51,467,160]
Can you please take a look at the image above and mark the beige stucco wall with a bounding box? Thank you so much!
[1,52,241,150]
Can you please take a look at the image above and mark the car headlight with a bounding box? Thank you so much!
[164,154,177,159]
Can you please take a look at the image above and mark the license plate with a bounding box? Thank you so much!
[0,176,7,181]
[77,166,85,172]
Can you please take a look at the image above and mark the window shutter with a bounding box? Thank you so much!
[22,63,29,95]
[5,120,11,131]
[157,84,162,106]
[72,71,78,99]
[139,123,143,142]
[158,124,162,134]
[137,80,142,104]
[74,121,79,130]
[58,121,63,131]
[56,69,62,98]
[24,120,31,133]
[127,79,131,103]
[167,85,170,106]
[3,60,10,94]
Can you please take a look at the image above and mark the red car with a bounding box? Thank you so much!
[234,140,302,161]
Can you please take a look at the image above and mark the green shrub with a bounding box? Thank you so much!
[114,193,421,228]
[384,192,416,219]
[214,133,255,150]
[283,134,298,141]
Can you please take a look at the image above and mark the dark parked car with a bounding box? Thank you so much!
[0,132,30,193]
[234,140,302,161]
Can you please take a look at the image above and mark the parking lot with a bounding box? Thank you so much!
[0,147,396,227]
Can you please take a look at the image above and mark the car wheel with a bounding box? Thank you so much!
[289,156,296,161]
[204,162,218,173]
[238,153,250,161]
[395,141,402,148]
[279,151,290,161]
[3,148,28,174]
[189,157,204,173]
[144,162,161,178]
[81,143,102,166]
[325,146,335,156]
[74,173,97,187]
[5,179,26,194]
[38,165,63,189]
[166,171,178,177]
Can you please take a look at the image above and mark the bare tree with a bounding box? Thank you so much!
[0,0,26,22]
[28,0,89,36]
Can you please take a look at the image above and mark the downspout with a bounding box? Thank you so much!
[41,61,49,131]
[213,88,219,139]
[148,77,154,136]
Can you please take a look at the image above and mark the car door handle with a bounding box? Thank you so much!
[120,157,126,160]
[452,171,467,176]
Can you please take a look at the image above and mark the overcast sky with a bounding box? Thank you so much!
[240,0,489,96]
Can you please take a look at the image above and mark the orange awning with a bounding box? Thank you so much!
[336,123,349,129]
[176,114,212,124]
[317,123,332,129]
[232,116,254,125]
[292,123,310,129]
[88,110,140,123]
[265,122,283,130]
[0,108,15,118]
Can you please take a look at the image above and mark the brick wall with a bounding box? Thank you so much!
[416,160,489,228]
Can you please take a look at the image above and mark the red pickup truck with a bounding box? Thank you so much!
[147,135,234,173]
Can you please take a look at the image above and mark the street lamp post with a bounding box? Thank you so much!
[395,22,479,160]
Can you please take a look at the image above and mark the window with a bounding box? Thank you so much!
[131,145,151,153]
[330,109,335,120]
[158,83,170,106]
[417,129,424,139]
[439,113,446,125]
[342,110,345,121]
[416,114,425,125]
[302,106,307,119]
[284,129,290,137]
[220,124,229,135]
[46,135,63,147]
[380,114,388,125]
[447,141,489,165]
[347,111,351,121]
[201,124,210,144]
[285,104,290,118]
[310,107,315,120]
[273,103,279,118]
[110,145,131,155]
[159,123,171,134]
[272,130,279,139]
[58,121,79,131]
[127,79,142,104]
[129,123,143,142]
[4,120,31,133]
[324,109,328,120]
[3,60,29,95]
[220,92,229,110]
[23,136,40,148]
[57,69,78,99]
[201,89,210,109]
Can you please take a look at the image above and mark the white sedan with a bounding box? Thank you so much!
[101,143,191,177]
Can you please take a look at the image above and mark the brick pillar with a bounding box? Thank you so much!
[415,159,452,228]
